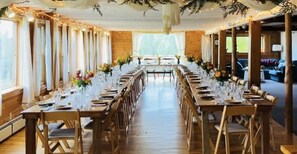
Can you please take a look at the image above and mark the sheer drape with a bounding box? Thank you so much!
[62,25,69,85]
[53,21,61,89]
[132,32,143,56]
[68,27,77,78]
[45,20,52,90]
[18,17,34,103]
[174,32,185,56]
[100,32,108,64]
[77,30,85,73]
[201,35,212,62]
[107,34,112,63]
[96,32,101,68]
[0,61,2,116]
[83,31,89,72]
[33,19,42,96]
[89,31,95,71]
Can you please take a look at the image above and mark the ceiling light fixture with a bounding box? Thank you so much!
[26,11,34,22]
[5,8,15,18]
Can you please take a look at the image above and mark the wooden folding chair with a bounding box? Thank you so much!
[214,104,257,154]
[40,110,83,154]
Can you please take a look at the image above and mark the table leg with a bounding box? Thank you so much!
[202,111,210,154]
[25,118,37,154]
[93,117,102,154]
[261,110,270,154]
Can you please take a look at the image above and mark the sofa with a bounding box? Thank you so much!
[227,59,279,79]
[269,60,297,82]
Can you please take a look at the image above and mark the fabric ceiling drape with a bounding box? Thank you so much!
[62,25,69,85]
[33,19,42,96]
[18,17,34,103]
[201,35,212,62]
[45,20,52,90]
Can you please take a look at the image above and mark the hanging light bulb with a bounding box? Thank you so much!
[5,8,15,18]
[26,11,34,22]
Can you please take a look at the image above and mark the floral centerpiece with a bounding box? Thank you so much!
[72,70,93,88]
[201,62,214,74]
[175,55,181,64]
[125,54,133,64]
[213,69,230,82]
[116,57,126,70]
[195,57,203,66]
[186,55,195,63]
[99,63,113,75]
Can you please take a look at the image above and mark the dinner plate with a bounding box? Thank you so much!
[243,94,261,99]
[38,101,55,106]
[55,105,72,110]
[200,94,215,100]
[197,90,211,94]
[91,99,109,104]
[196,85,208,89]
[225,99,243,104]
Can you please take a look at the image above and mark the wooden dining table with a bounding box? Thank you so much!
[183,71,275,154]
[21,68,145,154]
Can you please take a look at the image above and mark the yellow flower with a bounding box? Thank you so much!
[215,71,221,78]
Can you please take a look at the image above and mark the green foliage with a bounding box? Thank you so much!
[0,6,9,18]
[220,1,249,18]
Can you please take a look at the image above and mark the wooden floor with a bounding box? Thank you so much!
[1,77,297,154]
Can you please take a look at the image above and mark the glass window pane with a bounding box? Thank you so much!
[0,20,17,90]
[136,33,183,56]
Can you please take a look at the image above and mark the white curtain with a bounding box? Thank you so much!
[132,32,143,56]
[107,34,112,64]
[77,30,85,73]
[83,31,89,71]
[68,27,78,78]
[33,19,42,96]
[18,17,34,103]
[96,31,101,68]
[62,25,69,85]
[45,20,52,90]
[100,32,108,64]
[53,21,61,89]
[0,61,2,116]
[201,35,212,62]
[89,31,95,71]
[174,32,185,56]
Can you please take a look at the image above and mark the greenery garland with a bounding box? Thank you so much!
[220,1,249,18]
[278,0,297,14]
[0,6,8,18]
[180,0,221,14]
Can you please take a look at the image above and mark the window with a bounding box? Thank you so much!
[133,32,185,56]
[0,20,17,90]
[226,36,249,53]
[226,36,264,53]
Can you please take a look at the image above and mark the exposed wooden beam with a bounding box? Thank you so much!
[248,20,261,88]
[218,30,226,70]
[231,27,237,76]
[285,13,293,134]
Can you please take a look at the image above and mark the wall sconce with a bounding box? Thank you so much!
[214,39,219,46]
[272,44,282,52]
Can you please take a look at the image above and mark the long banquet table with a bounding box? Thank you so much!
[181,67,274,154]
[22,68,145,154]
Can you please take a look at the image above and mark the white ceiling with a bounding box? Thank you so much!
[22,1,278,33]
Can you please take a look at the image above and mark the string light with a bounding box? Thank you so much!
[26,11,34,22]
[5,8,16,18]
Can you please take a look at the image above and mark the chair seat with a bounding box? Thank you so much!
[215,123,249,134]
[49,128,76,139]
[38,122,64,132]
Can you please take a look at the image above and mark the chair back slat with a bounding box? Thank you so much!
[265,95,278,105]
[41,110,80,121]
[250,84,260,94]
[224,105,257,117]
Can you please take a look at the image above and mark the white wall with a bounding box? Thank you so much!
[280,31,297,60]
